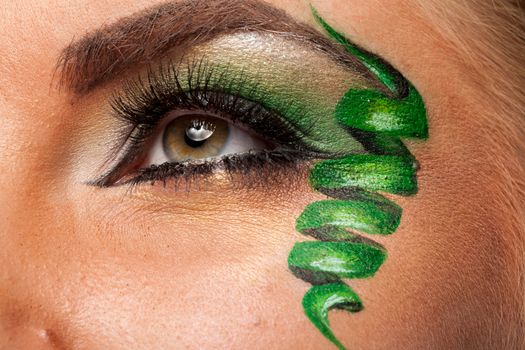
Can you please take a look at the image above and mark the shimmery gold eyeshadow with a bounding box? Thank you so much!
[191,32,372,99]
[192,32,374,104]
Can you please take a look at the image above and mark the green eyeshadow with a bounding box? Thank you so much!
[150,57,365,155]
[185,33,381,156]
[286,8,430,350]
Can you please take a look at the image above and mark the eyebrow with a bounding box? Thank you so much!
[56,0,380,94]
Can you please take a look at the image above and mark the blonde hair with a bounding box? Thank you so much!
[416,0,525,347]
[414,0,525,161]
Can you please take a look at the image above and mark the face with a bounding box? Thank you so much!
[0,0,523,349]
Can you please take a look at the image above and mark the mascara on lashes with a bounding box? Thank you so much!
[93,32,386,186]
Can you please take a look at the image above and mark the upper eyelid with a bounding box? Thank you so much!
[109,54,371,153]
[91,67,322,187]
[97,19,402,186]
[111,59,331,152]
[55,0,387,95]
[112,64,311,140]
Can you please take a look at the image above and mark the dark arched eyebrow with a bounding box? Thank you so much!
[56,0,387,95]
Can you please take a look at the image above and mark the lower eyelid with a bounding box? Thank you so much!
[124,149,312,190]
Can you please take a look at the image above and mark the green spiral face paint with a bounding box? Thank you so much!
[296,198,402,237]
[302,283,363,350]
[310,154,418,196]
[336,87,428,138]
[287,8,429,350]
[289,241,386,284]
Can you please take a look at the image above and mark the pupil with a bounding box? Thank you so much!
[162,114,228,162]
[184,121,216,148]
[184,132,207,148]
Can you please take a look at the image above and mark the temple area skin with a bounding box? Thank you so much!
[287,9,429,350]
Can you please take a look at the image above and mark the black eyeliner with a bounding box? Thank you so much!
[92,59,332,187]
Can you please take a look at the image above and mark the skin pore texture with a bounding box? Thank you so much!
[288,11,428,349]
[0,1,524,350]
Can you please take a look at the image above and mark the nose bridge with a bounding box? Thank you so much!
[0,50,78,232]
[0,102,83,279]
[0,106,59,237]
[0,77,77,345]
[0,167,76,350]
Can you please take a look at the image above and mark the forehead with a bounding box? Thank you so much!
[0,0,432,80]
[0,0,430,104]
[0,0,516,135]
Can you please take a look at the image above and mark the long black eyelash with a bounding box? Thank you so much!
[96,59,324,187]
[111,58,316,149]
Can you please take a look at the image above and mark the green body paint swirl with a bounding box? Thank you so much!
[310,154,418,196]
[287,9,429,350]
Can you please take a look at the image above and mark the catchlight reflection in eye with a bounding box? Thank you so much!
[147,113,271,165]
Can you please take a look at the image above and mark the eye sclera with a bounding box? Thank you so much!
[147,110,274,167]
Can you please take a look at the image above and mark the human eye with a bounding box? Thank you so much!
[147,112,272,167]
[91,33,383,189]
[95,62,324,188]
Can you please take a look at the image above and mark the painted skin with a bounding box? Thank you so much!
[287,10,429,350]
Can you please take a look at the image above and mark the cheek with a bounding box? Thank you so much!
[1,178,336,349]
[347,105,522,348]
[1,140,518,349]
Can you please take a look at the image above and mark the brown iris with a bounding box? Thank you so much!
[162,115,229,162]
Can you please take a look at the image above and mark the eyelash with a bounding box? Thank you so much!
[94,59,329,188]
